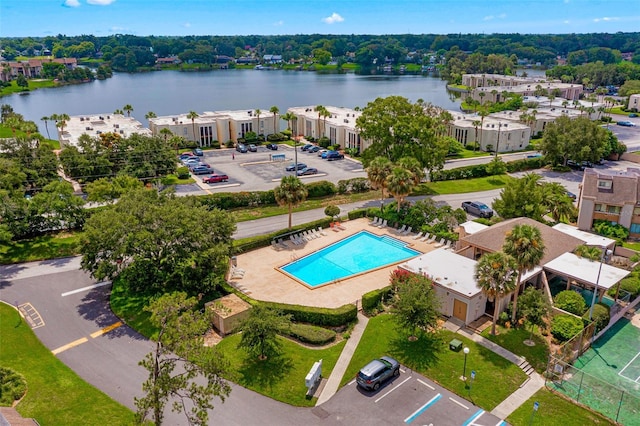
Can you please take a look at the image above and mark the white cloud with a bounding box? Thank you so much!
[483,13,506,21]
[274,20,284,27]
[563,20,570,24]
[593,16,620,22]
[110,26,125,32]
[87,0,116,5]
[483,15,494,21]
[322,13,344,24]
[63,0,81,7]
[183,22,191,28]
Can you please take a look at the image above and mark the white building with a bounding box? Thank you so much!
[447,110,532,152]
[287,106,369,152]
[58,114,151,148]
[629,94,640,112]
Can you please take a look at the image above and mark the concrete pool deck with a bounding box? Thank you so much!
[229,218,439,308]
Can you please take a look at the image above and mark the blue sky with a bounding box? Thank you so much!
[1,0,639,37]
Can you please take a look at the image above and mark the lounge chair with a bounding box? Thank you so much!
[369,217,380,226]
[302,231,310,241]
[378,219,388,229]
[420,233,431,242]
[290,235,300,245]
[434,238,446,248]
[397,224,407,234]
[412,232,424,240]
[402,226,412,235]
[426,234,437,243]
[318,227,327,236]
[336,222,346,231]
[277,238,289,249]
[444,240,454,250]
[271,240,281,251]
[309,229,319,239]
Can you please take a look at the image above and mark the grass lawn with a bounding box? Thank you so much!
[507,387,615,426]
[622,240,640,252]
[0,303,135,424]
[341,315,527,411]
[109,279,156,339]
[413,175,511,196]
[481,325,550,373]
[216,333,345,407]
[0,232,82,265]
[447,150,491,159]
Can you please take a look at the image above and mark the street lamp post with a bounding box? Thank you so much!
[461,347,470,381]
[589,247,613,321]
[292,117,298,169]
[495,122,503,159]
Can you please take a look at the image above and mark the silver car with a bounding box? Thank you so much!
[356,356,400,391]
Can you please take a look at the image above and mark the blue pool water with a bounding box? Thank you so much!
[280,231,420,287]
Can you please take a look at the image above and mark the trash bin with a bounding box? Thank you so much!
[231,256,237,267]
[449,339,463,352]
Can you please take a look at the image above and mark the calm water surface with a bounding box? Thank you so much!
[5,70,462,138]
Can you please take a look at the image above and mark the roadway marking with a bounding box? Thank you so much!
[61,281,111,297]
[496,421,508,426]
[18,303,45,329]
[347,379,356,386]
[417,378,435,390]
[449,396,469,409]
[374,376,412,403]
[462,409,485,426]
[404,393,441,424]
[51,321,123,355]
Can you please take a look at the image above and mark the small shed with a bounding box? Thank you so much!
[206,294,251,336]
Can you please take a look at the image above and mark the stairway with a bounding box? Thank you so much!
[518,359,536,376]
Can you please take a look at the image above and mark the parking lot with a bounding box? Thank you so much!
[191,144,365,192]
[320,367,506,425]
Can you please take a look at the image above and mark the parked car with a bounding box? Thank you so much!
[308,146,321,153]
[566,190,577,200]
[301,144,313,151]
[236,143,248,153]
[285,162,307,171]
[461,201,494,218]
[248,144,257,152]
[179,152,195,160]
[318,149,328,157]
[297,167,318,176]
[526,153,542,159]
[183,158,201,166]
[321,150,331,159]
[189,162,211,170]
[629,113,638,118]
[202,174,229,183]
[617,121,635,127]
[192,148,203,156]
[356,356,400,391]
[265,143,278,150]
[190,165,214,175]
[326,151,344,161]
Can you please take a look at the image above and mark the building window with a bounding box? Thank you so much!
[595,204,604,212]
[634,207,640,216]
[607,205,621,214]
[597,180,613,190]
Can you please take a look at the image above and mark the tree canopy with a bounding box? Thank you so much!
[538,115,610,166]
[392,274,441,339]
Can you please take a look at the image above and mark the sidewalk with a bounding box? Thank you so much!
[315,311,369,406]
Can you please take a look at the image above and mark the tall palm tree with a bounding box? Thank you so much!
[145,111,157,125]
[123,104,133,117]
[159,128,175,153]
[397,156,425,186]
[472,120,481,150]
[56,113,70,138]
[541,182,577,222]
[478,108,489,151]
[41,115,51,139]
[321,108,331,138]
[366,157,393,208]
[478,91,486,105]
[314,105,325,137]
[274,176,308,229]
[386,167,414,212]
[186,111,199,143]
[254,109,262,137]
[280,111,295,138]
[475,251,518,335]
[503,224,545,323]
[269,106,279,136]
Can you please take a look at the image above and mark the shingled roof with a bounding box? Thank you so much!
[459,217,584,265]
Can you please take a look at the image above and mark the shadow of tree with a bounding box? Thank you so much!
[389,331,444,371]
[237,352,294,390]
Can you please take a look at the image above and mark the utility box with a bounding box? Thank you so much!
[449,339,463,352]
[206,294,251,336]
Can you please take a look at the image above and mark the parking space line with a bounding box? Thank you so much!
[90,321,123,338]
[347,379,356,386]
[417,378,434,390]
[462,409,485,426]
[374,376,412,403]
[18,302,45,329]
[404,393,441,424]
[495,421,508,426]
[52,337,88,355]
[61,281,111,297]
[449,397,469,409]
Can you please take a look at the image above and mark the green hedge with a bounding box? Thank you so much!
[551,314,584,342]
[607,276,640,299]
[306,180,337,198]
[282,323,336,345]
[337,177,370,194]
[582,303,610,332]
[504,157,547,172]
[430,157,545,181]
[347,209,368,220]
[233,217,334,253]
[201,190,276,210]
[361,285,394,314]
[554,290,587,316]
[261,301,357,326]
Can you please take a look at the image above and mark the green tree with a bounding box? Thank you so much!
[269,105,279,135]
[392,274,441,340]
[492,174,545,221]
[40,115,51,139]
[574,244,602,261]
[29,180,86,233]
[554,290,587,316]
[238,305,291,360]
[324,204,340,220]
[135,292,231,426]
[518,287,551,345]
[84,175,143,204]
[80,189,236,294]
[187,111,199,143]
[538,115,609,166]
[386,166,415,212]
[366,157,393,210]
[503,224,546,323]
[145,111,157,124]
[540,182,578,223]
[475,251,518,336]
[280,112,295,132]
[274,175,308,229]
[123,104,133,117]
[254,109,262,137]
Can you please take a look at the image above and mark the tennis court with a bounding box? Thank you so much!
[548,317,640,425]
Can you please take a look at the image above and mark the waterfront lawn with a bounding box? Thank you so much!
[506,388,615,426]
[216,333,345,407]
[481,325,550,373]
[0,232,82,264]
[413,175,511,196]
[341,315,527,411]
[0,303,135,425]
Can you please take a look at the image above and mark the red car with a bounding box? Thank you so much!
[203,174,229,183]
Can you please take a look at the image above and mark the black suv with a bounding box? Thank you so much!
[265,143,278,150]
[356,356,400,391]
[462,201,494,218]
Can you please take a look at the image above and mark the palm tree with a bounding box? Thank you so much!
[274,176,308,229]
[397,156,425,186]
[254,109,262,137]
[574,245,602,261]
[314,105,325,137]
[113,109,124,115]
[123,104,133,117]
[475,251,518,335]
[541,182,577,222]
[440,110,454,137]
[159,128,175,153]
[478,108,489,151]
[366,157,393,209]
[386,167,414,212]
[269,106,279,136]
[41,115,51,139]
[503,225,545,323]
[472,120,481,150]
[321,108,331,138]
[478,91,486,105]
[56,113,70,138]
[186,111,199,143]
[145,111,157,125]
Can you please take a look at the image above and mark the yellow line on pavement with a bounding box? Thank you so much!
[90,321,123,338]
[51,337,88,355]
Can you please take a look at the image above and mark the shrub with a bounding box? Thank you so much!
[607,276,640,298]
[176,166,190,179]
[504,157,546,172]
[337,177,370,194]
[305,180,337,198]
[225,140,234,148]
[593,220,630,243]
[317,137,330,148]
[551,314,584,342]
[211,140,221,149]
[582,303,610,332]
[201,191,276,210]
[362,285,394,314]
[324,204,341,219]
[282,323,336,345]
[554,290,587,316]
[233,217,333,253]
[260,301,357,326]
[430,164,490,181]
[497,311,510,326]
[347,209,368,220]
[0,367,27,405]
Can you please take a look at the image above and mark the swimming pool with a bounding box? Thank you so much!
[280,231,420,288]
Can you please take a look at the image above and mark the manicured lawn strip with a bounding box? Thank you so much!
[413,175,511,196]
[0,303,135,425]
[216,333,345,407]
[109,278,156,339]
[481,326,550,373]
[506,387,615,426]
[340,315,527,411]
[447,150,491,159]
[0,233,82,264]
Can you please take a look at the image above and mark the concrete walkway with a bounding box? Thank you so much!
[316,312,369,406]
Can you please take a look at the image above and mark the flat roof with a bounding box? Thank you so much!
[552,223,616,248]
[399,248,481,297]
[543,252,630,290]
[460,220,489,235]
[60,113,151,147]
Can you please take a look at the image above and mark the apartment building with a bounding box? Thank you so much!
[0,58,77,82]
[577,168,640,237]
[287,106,368,152]
[629,94,640,112]
[58,114,151,148]
[447,110,532,152]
